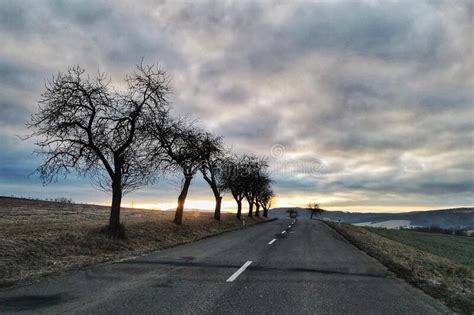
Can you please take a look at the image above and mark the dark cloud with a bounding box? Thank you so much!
[0,98,30,126]
[49,0,109,27]
[0,1,26,33]
[217,106,281,143]
[0,62,42,90]
[287,2,426,59]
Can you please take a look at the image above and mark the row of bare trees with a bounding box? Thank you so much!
[26,63,274,236]
[219,155,274,219]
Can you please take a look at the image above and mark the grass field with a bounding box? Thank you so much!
[367,228,474,268]
[325,221,474,314]
[0,197,264,287]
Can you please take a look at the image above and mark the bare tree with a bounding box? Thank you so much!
[149,118,207,225]
[199,133,225,220]
[219,156,246,219]
[308,202,323,219]
[254,175,272,217]
[26,64,170,236]
[258,185,274,217]
[287,208,298,219]
[241,155,270,217]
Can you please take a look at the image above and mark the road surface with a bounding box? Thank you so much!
[0,219,449,314]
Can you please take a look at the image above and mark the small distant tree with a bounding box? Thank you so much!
[55,197,73,204]
[26,64,170,236]
[308,202,323,219]
[286,208,298,219]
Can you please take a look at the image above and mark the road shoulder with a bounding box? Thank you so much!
[323,220,473,314]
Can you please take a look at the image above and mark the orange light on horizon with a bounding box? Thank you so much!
[96,195,463,214]
[121,198,241,212]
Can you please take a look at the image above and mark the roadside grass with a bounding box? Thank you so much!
[367,228,474,268]
[0,197,264,287]
[324,221,474,314]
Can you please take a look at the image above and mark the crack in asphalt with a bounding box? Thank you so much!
[121,259,391,279]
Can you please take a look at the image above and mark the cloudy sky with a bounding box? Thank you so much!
[0,0,473,212]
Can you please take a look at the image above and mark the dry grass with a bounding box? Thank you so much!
[324,221,474,314]
[0,197,264,287]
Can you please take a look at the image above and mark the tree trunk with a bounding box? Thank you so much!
[263,207,268,217]
[174,175,192,225]
[109,179,122,235]
[255,203,260,217]
[214,195,222,220]
[248,201,254,217]
[236,199,242,219]
[204,175,222,221]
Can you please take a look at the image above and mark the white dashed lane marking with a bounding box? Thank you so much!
[226,261,252,282]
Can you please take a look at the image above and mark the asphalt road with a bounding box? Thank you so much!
[0,219,450,314]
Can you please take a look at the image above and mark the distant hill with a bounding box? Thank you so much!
[268,207,474,229]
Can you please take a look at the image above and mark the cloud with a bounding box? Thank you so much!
[0,98,30,126]
[0,0,472,211]
[0,61,43,90]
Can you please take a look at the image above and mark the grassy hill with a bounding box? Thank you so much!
[269,207,474,229]
[368,228,474,268]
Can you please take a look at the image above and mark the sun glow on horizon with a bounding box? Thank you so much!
[121,198,242,212]
[105,195,463,214]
